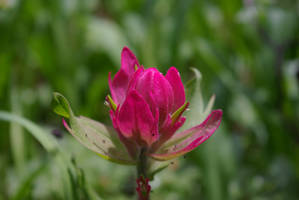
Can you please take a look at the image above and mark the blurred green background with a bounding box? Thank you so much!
[0,0,298,199]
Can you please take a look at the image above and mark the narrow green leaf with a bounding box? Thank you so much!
[148,163,169,180]
[203,94,216,118]
[106,95,117,111]
[171,102,189,124]
[10,81,26,175]
[0,111,58,152]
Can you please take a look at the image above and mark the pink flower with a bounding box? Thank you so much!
[54,46,222,165]
[107,47,222,161]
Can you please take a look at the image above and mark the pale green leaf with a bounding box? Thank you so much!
[53,92,135,165]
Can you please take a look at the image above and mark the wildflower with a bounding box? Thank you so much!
[53,46,222,165]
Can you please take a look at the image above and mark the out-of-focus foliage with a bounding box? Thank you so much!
[0,0,298,199]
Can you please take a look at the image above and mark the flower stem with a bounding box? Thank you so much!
[136,147,151,200]
[137,147,148,177]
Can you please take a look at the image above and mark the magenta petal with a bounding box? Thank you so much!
[109,71,129,105]
[136,68,174,125]
[117,90,159,146]
[151,115,186,153]
[165,67,185,112]
[121,46,140,75]
[127,67,145,93]
[110,109,138,159]
[161,116,186,143]
[150,110,222,160]
[109,47,140,105]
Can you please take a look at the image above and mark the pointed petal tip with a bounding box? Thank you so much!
[62,118,68,128]
[122,46,137,58]
[201,109,223,131]
[120,46,140,77]
[62,118,73,134]
[121,46,139,65]
[211,109,223,121]
[213,108,223,113]
[168,66,179,73]
[122,46,131,52]
[210,94,216,102]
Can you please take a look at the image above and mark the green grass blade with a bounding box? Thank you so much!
[0,111,58,152]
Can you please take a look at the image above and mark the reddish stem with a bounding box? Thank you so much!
[136,148,151,200]
[136,176,151,200]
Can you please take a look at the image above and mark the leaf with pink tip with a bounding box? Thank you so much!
[150,110,222,161]
[53,92,135,165]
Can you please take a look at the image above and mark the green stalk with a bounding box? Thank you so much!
[137,148,148,178]
[10,73,25,175]
[136,148,151,200]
